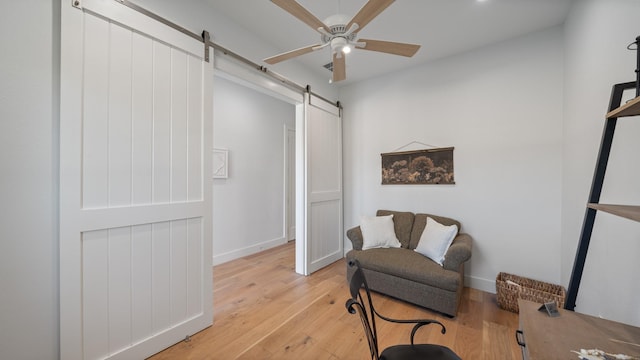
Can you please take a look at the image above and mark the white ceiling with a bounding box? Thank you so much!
[204,0,573,85]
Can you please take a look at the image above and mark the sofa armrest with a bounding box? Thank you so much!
[346,226,364,250]
[442,233,472,271]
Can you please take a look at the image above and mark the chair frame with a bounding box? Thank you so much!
[346,260,449,360]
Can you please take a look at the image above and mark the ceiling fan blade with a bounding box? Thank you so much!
[271,0,331,33]
[332,53,346,82]
[357,39,421,57]
[264,44,322,65]
[346,0,395,32]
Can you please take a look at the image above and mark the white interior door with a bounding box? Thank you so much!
[297,94,343,275]
[59,1,213,359]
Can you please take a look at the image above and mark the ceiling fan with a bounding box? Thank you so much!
[264,0,421,82]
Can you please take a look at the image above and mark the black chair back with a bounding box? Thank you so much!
[346,260,380,359]
[346,260,462,360]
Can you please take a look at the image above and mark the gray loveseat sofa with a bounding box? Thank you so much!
[345,210,472,317]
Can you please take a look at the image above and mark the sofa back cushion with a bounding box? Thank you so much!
[410,214,461,250]
[376,210,414,248]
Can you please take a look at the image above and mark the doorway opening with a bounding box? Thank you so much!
[211,75,297,267]
[212,57,343,276]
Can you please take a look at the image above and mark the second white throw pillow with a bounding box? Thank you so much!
[414,217,458,265]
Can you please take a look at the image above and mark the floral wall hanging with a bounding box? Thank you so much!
[381,147,454,185]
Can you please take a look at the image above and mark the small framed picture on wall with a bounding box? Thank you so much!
[213,148,228,179]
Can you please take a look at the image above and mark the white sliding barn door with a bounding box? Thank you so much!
[297,94,343,275]
[60,1,213,359]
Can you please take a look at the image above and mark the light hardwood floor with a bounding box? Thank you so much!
[149,242,521,359]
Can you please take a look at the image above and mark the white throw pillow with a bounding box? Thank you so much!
[360,215,402,250]
[414,217,458,265]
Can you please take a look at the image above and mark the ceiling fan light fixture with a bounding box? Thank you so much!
[331,37,350,55]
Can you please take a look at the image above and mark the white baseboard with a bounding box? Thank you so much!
[465,275,496,294]
[212,237,287,266]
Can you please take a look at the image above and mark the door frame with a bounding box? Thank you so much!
[284,125,296,242]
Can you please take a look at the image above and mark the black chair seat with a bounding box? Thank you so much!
[381,344,461,360]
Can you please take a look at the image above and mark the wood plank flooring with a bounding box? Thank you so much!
[148,242,521,359]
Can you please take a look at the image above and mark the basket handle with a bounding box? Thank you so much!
[515,330,526,347]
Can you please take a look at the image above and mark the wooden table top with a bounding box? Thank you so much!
[518,299,640,360]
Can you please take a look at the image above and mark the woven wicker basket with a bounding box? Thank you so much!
[495,272,566,313]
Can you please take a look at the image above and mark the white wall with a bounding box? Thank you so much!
[562,0,640,325]
[212,76,295,264]
[339,27,564,293]
[0,1,60,359]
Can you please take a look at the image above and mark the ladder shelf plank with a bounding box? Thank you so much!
[587,203,640,222]
[607,95,640,118]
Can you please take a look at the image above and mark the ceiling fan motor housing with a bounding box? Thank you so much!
[321,14,358,43]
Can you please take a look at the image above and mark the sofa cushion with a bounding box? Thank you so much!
[410,213,461,250]
[360,214,402,250]
[346,248,460,292]
[414,217,458,266]
[376,210,415,248]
